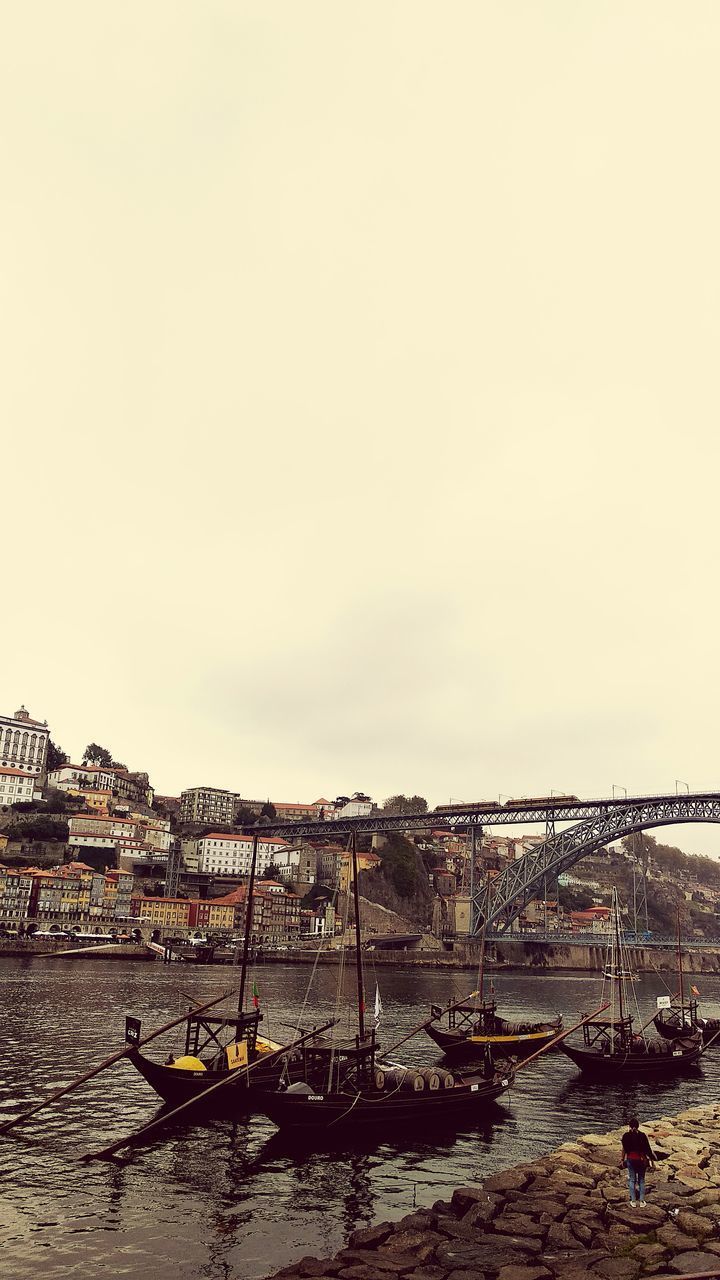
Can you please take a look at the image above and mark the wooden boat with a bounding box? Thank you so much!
[257,1032,512,1130]
[425,877,561,1059]
[654,1001,720,1045]
[125,1006,295,1109]
[559,889,704,1079]
[256,834,514,1134]
[426,996,561,1059]
[560,1015,702,1077]
[125,833,305,1113]
[652,915,720,1046]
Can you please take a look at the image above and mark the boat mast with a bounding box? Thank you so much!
[478,876,489,1003]
[351,831,366,1040]
[613,888,625,1027]
[677,906,685,1009]
[238,832,259,1018]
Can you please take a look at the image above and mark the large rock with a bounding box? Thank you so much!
[687,1187,720,1207]
[298,1260,342,1277]
[519,1199,566,1221]
[384,1233,441,1257]
[545,1223,585,1252]
[452,1186,502,1214]
[579,1147,622,1169]
[462,1199,503,1228]
[547,1171,597,1191]
[493,1213,546,1238]
[592,1259,641,1280]
[483,1169,533,1193]
[395,1212,438,1233]
[606,1205,665,1232]
[655,1226,698,1251]
[339,1251,418,1275]
[601,1186,629,1204]
[548,1272,599,1280]
[434,1216,478,1241]
[349,1225,394,1249]
[669,1251,720,1274]
[404,1270,446,1280]
[435,1240,527,1273]
[339,1268,398,1280]
[628,1243,669,1266]
[497,1268,551,1280]
[674,1209,715,1239]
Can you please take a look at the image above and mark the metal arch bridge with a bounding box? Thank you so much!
[255,789,720,935]
[483,793,720,933]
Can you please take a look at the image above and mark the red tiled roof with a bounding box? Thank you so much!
[0,767,34,778]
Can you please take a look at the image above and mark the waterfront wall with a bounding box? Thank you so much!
[494,939,720,974]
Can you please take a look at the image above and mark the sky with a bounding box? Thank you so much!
[3,3,720,856]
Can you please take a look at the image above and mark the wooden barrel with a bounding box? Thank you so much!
[434,1067,456,1089]
[374,1068,386,1090]
[382,1067,425,1092]
[417,1068,441,1091]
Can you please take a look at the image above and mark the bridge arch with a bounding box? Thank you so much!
[484,796,720,933]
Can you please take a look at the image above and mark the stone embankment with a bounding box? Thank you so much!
[267,1103,720,1280]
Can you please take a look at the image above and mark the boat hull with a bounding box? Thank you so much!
[426,1022,560,1059]
[559,1039,703,1078]
[654,1013,720,1045]
[128,1049,286,1110]
[256,1074,512,1130]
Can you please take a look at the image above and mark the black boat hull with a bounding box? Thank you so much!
[257,1074,512,1130]
[654,1013,720,1045]
[425,1022,559,1059]
[128,1050,286,1110]
[559,1039,703,1078]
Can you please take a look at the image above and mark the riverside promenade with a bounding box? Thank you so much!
[267,1103,720,1280]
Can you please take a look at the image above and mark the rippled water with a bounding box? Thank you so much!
[2,956,720,1280]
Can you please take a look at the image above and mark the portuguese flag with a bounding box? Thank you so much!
[252,980,260,1009]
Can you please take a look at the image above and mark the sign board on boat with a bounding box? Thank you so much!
[226,1041,249,1070]
[656,996,672,1010]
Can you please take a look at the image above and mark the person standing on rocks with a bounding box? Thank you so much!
[620,1115,656,1207]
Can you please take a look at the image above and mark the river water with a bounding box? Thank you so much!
[2,956,720,1280]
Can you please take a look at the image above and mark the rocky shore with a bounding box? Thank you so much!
[267,1103,720,1280]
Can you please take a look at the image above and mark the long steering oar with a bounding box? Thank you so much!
[80,1017,338,1162]
[0,988,236,1136]
[381,989,481,1058]
[511,1002,611,1073]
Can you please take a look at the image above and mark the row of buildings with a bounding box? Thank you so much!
[178,786,373,827]
[0,862,134,922]
[130,878,318,942]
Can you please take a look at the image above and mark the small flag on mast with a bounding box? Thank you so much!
[690,985,700,997]
[252,980,260,1009]
[374,982,383,1026]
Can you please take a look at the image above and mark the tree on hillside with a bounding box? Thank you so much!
[235,804,259,827]
[46,740,68,773]
[382,795,428,815]
[261,801,277,819]
[82,743,114,768]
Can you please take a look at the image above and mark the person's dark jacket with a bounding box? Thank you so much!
[621,1129,656,1165]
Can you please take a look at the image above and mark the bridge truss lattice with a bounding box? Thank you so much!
[482,795,720,934]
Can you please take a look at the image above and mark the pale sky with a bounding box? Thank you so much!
[4,4,720,855]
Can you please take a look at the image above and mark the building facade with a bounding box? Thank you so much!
[0,706,49,782]
[49,765,154,809]
[179,787,239,825]
[0,767,38,808]
[195,832,289,877]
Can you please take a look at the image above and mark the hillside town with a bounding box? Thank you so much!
[2,703,720,946]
